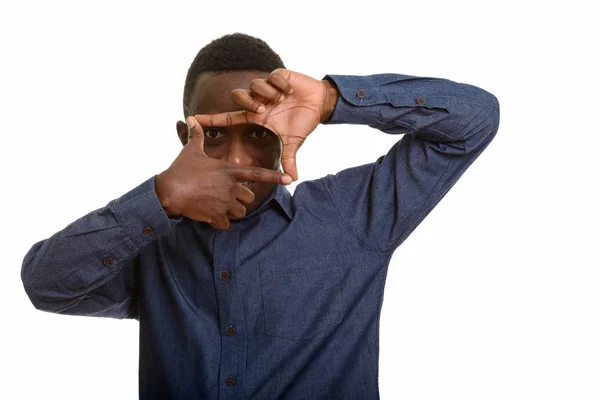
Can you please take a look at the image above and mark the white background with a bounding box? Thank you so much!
[1,1,598,399]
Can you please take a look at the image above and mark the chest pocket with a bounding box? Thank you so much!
[258,255,343,341]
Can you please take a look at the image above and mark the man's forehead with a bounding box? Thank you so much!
[190,71,269,115]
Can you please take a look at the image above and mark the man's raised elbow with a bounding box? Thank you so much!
[482,89,500,128]
[21,266,47,312]
[21,252,58,313]
[475,88,500,141]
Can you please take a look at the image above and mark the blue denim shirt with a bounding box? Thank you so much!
[22,73,500,399]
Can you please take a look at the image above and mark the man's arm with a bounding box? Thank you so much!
[21,129,293,318]
[320,73,500,254]
[21,177,179,319]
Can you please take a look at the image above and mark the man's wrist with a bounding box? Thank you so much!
[320,79,339,123]
[155,172,183,218]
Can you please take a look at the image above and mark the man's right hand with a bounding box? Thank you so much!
[155,116,292,230]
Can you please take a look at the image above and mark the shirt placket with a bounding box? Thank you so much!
[213,229,247,399]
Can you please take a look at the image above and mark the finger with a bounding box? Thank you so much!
[193,111,251,128]
[233,184,255,205]
[249,79,285,103]
[209,215,231,231]
[267,69,294,95]
[186,116,206,154]
[227,202,247,219]
[230,89,267,113]
[230,165,292,185]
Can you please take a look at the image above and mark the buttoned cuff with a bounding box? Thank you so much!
[112,176,183,249]
[322,75,387,126]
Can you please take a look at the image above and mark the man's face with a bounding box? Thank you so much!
[177,71,283,217]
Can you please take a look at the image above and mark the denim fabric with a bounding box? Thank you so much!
[22,73,500,399]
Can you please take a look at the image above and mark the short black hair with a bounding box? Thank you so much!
[182,33,285,117]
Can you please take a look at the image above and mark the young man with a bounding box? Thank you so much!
[22,33,500,399]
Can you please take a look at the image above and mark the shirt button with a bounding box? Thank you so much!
[142,226,154,236]
[356,89,367,99]
[225,376,236,386]
[102,257,114,266]
[220,270,230,280]
[416,97,426,105]
[226,325,236,336]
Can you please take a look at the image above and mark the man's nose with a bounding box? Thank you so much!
[225,138,254,166]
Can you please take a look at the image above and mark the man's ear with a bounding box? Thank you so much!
[176,120,189,146]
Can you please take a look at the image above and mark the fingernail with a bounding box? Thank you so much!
[288,88,294,95]
[279,94,285,102]
[282,175,292,184]
[257,105,266,113]
[187,117,195,129]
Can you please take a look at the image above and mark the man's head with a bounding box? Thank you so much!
[176,33,286,216]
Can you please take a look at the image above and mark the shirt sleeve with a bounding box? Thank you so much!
[320,73,500,254]
[21,175,182,319]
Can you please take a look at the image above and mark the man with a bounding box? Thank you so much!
[22,33,500,399]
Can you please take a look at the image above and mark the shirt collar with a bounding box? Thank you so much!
[261,183,293,220]
[274,183,293,220]
[240,183,293,222]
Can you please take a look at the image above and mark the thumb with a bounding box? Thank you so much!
[186,116,206,155]
[280,140,300,182]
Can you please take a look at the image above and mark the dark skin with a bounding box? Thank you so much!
[156,69,339,230]
[175,71,284,217]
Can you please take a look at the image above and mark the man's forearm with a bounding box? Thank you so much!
[321,73,499,145]
[21,176,179,316]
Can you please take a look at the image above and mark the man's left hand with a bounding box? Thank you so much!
[192,68,339,182]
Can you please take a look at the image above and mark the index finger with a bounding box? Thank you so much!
[229,165,292,185]
[193,111,253,128]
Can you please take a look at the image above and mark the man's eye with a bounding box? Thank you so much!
[205,130,223,139]
[249,130,271,139]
